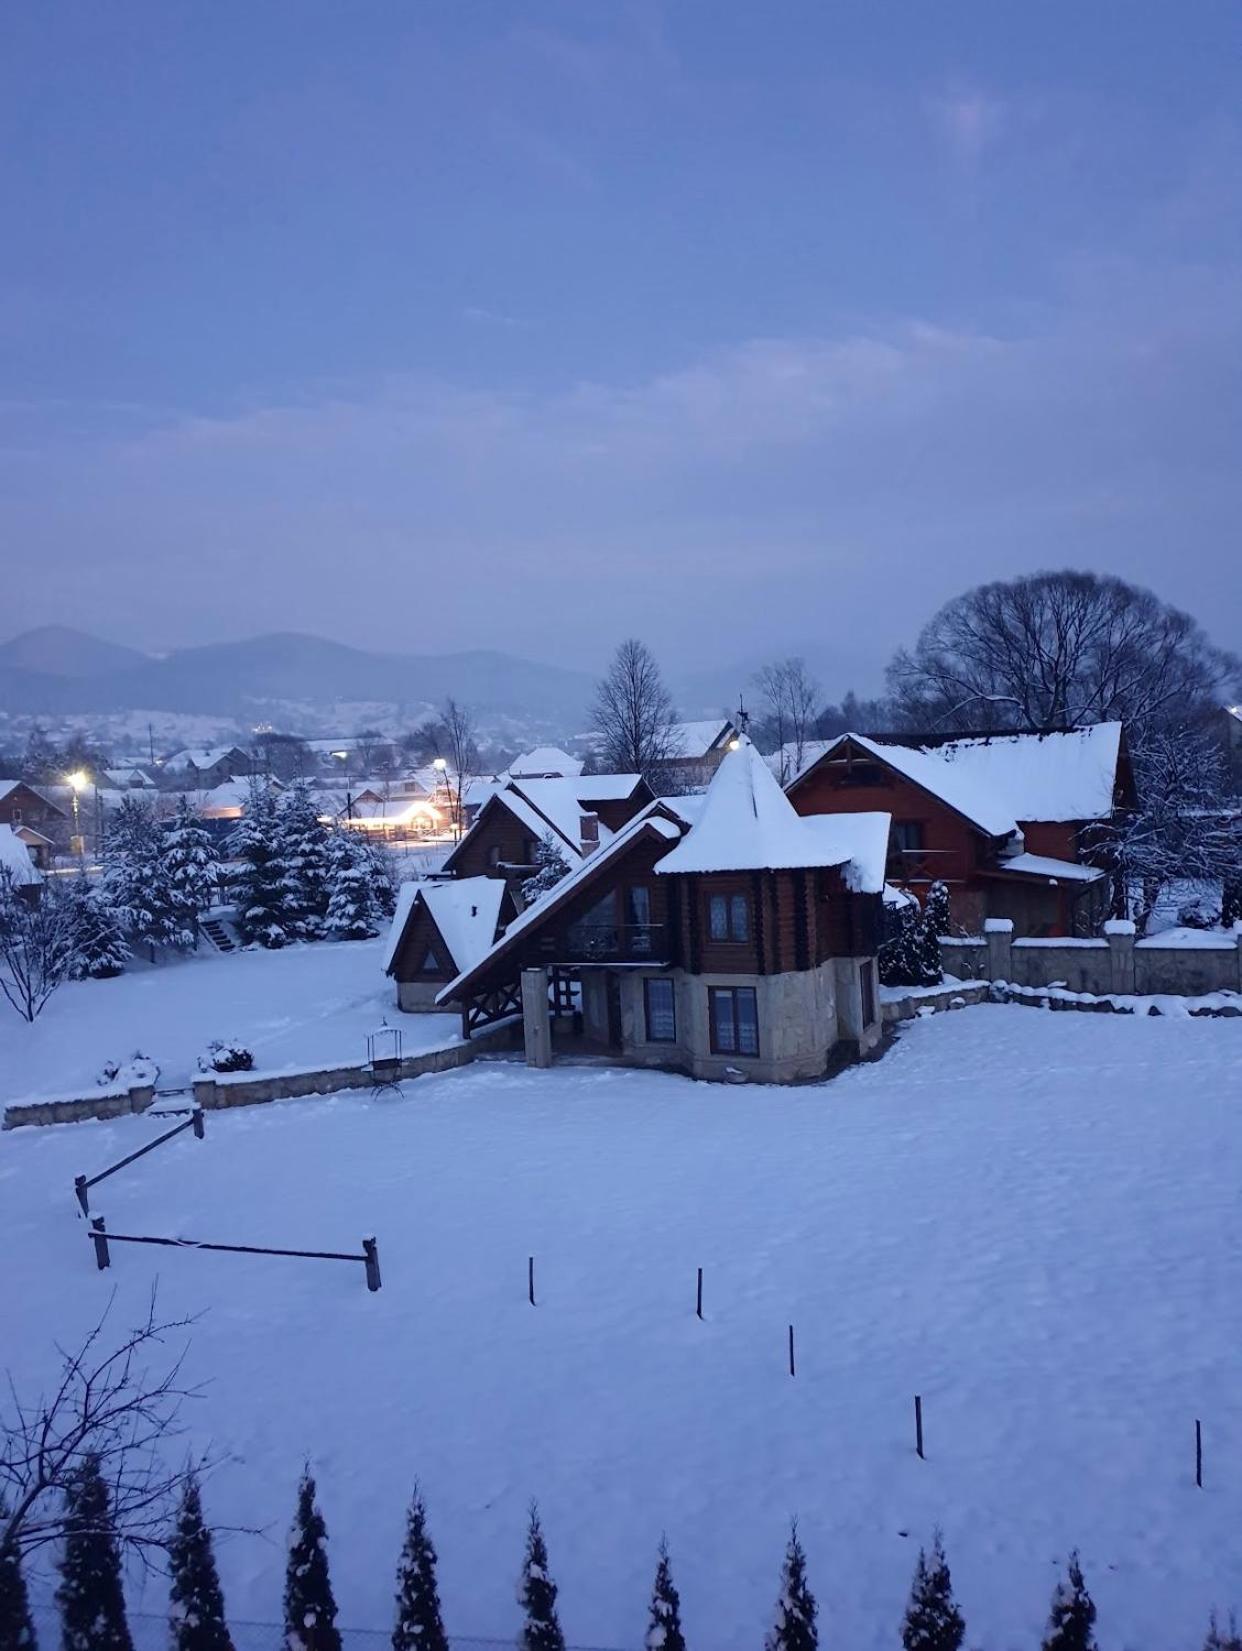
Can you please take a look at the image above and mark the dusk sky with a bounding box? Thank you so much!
[2,1,1240,690]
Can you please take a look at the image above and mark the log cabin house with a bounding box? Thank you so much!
[0,780,68,867]
[418,739,889,1084]
[784,725,1134,936]
[383,876,515,1010]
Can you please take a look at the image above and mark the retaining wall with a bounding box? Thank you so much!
[941,922,1242,998]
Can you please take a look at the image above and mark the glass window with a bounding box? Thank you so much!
[710,987,735,1050]
[892,821,925,854]
[644,977,677,1043]
[709,894,729,940]
[418,947,440,975]
[729,894,750,941]
[627,885,652,926]
[859,960,876,1027]
[486,843,502,868]
[709,892,750,941]
[709,987,759,1056]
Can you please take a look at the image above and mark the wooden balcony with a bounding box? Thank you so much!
[885,847,960,883]
[538,922,670,965]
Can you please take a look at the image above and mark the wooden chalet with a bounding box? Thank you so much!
[443,774,654,901]
[383,876,516,1010]
[436,740,889,1084]
[785,726,1134,936]
[648,717,739,794]
[0,780,68,866]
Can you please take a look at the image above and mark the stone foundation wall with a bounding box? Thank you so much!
[941,922,1242,998]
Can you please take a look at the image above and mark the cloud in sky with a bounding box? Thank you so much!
[929,88,1007,168]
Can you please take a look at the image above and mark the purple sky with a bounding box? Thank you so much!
[2,1,1239,691]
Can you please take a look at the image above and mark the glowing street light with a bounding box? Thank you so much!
[66,770,88,859]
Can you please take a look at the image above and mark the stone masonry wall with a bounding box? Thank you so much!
[941,922,1242,998]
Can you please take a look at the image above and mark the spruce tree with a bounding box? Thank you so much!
[766,1521,816,1651]
[521,835,572,906]
[168,1476,233,1651]
[361,840,398,919]
[103,796,179,960]
[64,876,130,980]
[56,1455,133,1651]
[324,833,384,941]
[0,1511,36,1651]
[878,897,925,988]
[919,881,950,984]
[901,1532,964,1651]
[517,1504,564,1651]
[163,799,220,948]
[645,1537,686,1651]
[391,1483,448,1651]
[274,786,332,942]
[283,1472,341,1651]
[1041,1551,1095,1651]
[227,784,288,948]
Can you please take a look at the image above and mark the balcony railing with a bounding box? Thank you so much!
[541,922,668,963]
[886,847,958,883]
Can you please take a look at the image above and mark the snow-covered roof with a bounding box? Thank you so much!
[102,767,155,787]
[163,746,246,773]
[787,725,1124,836]
[0,778,56,808]
[383,877,507,976]
[570,774,646,801]
[656,738,889,892]
[509,779,617,853]
[991,852,1106,884]
[0,824,42,886]
[663,719,736,760]
[507,746,584,779]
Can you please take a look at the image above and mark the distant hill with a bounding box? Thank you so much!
[0,628,596,726]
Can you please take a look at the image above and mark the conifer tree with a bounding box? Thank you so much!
[919,880,950,983]
[901,1533,964,1651]
[645,1537,686,1651]
[766,1521,816,1651]
[391,1483,448,1651]
[227,784,288,948]
[168,1476,233,1651]
[64,876,130,980]
[0,1510,36,1651]
[517,1504,564,1651]
[274,786,332,942]
[164,799,220,948]
[283,1472,341,1651]
[521,835,572,906]
[878,896,926,987]
[324,833,384,941]
[103,796,179,960]
[56,1454,134,1651]
[1041,1551,1095,1651]
[361,839,398,919]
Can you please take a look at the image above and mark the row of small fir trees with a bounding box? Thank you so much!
[5,1460,1238,1651]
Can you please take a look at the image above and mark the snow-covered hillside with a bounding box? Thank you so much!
[3,1009,1240,1648]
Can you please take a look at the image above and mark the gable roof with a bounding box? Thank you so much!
[163,746,248,773]
[508,746,584,779]
[0,778,65,815]
[786,724,1125,836]
[663,718,737,760]
[443,773,645,872]
[0,824,42,886]
[383,876,508,977]
[657,738,888,890]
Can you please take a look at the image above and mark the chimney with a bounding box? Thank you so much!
[579,812,600,856]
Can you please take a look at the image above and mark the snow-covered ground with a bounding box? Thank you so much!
[0,939,458,1099]
[3,1008,1241,1647]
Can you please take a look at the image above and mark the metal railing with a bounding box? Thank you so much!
[552,922,667,962]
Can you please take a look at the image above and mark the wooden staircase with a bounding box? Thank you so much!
[200,916,238,954]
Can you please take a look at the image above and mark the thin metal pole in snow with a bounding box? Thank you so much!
[696,1267,703,1320]
[788,1324,795,1378]
[528,1256,536,1306]
[1196,1419,1203,1488]
[915,1394,925,1459]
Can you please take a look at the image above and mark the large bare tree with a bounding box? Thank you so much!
[887,571,1238,734]
[753,658,822,783]
[434,697,479,840]
[591,640,678,781]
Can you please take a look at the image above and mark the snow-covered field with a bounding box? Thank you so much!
[0,939,458,1099]
[3,1008,1241,1647]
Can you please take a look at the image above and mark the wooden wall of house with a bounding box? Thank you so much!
[518,833,680,968]
[390,902,457,983]
[588,791,651,833]
[447,803,543,880]
[1019,819,1085,861]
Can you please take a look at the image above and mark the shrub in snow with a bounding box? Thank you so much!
[96,1051,159,1089]
[168,1476,234,1651]
[164,798,220,947]
[228,785,289,949]
[765,1521,817,1651]
[1205,1612,1242,1651]
[56,1454,134,1651]
[197,1039,254,1074]
[1041,1551,1096,1651]
[0,1514,35,1651]
[901,1532,965,1651]
[0,865,76,1023]
[521,834,572,906]
[517,1503,564,1651]
[645,1537,686,1651]
[64,877,130,980]
[391,1483,448,1651]
[283,1471,341,1651]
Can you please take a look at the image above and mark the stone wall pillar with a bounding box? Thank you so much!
[983,917,1013,982]
[521,967,553,1069]
[1235,927,1242,995]
[1103,919,1136,995]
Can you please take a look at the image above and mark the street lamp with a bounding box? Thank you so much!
[432,757,455,840]
[66,770,88,860]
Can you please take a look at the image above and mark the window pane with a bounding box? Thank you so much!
[730,894,750,941]
[709,895,728,941]
[710,988,735,1052]
[645,978,676,1042]
[735,988,759,1055]
[627,885,652,926]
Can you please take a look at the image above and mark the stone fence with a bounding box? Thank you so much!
[941,921,1242,999]
[2,1025,516,1130]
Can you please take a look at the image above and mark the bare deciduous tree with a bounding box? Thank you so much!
[887,571,1239,734]
[753,658,822,783]
[1,1291,221,1563]
[592,640,677,782]
[436,698,479,840]
[0,868,75,1023]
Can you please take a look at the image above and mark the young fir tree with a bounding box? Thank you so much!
[878,897,928,988]
[56,1454,134,1651]
[324,833,384,941]
[283,1472,341,1651]
[227,784,288,948]
[102,796,179,960]
[645,1537,687,1651]
[901,1533,964,1651]
[1204,1612,1242,1651]
[391,1483,448,1651]
[274,786,332,942]
[163,798,220,948]
[765,1521,817,1651]
[0,1511,36,1651]
[517,1504,564,1651]
[168,1476,233,1651]
[919,881,950,984]
[1041,1552,1095,1651]
[520,834,572,906]
[64,876,130,980]
[360,839,398,919]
